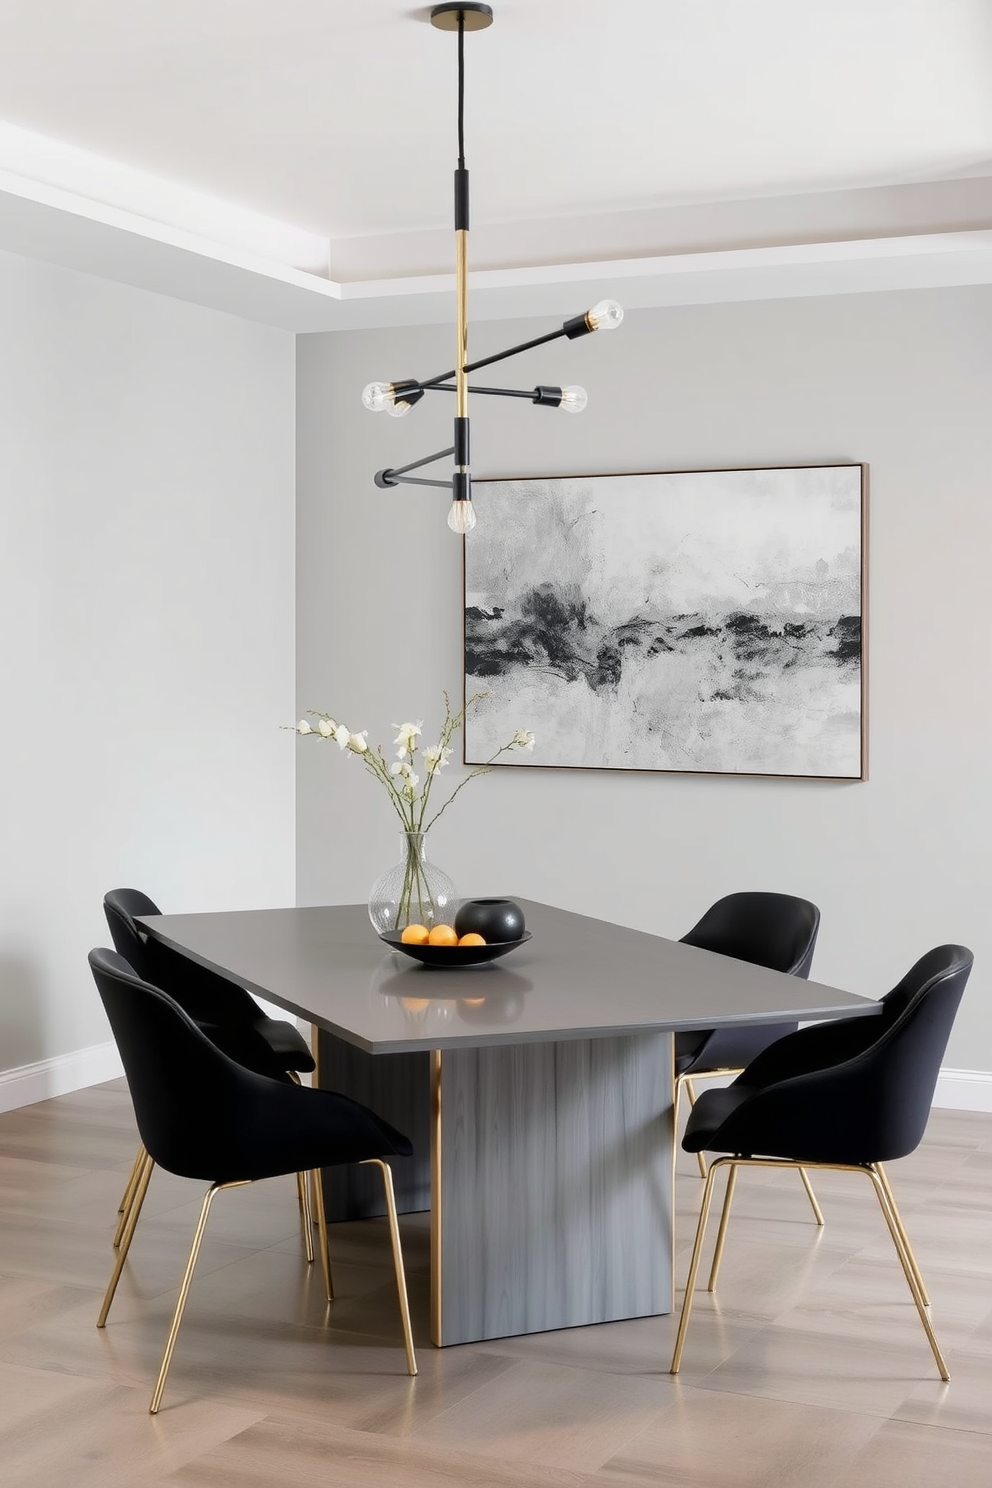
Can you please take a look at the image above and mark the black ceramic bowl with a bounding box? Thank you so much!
[380,930,531,968]
[453,898,526,942]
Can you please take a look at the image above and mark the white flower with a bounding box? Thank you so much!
[423,744,453,775]
[317,718,336,738]
[513,729,536,750]
[333,724,350,750]
[347,731,369,754]
[392,720,423,758]
[296,720,313,734]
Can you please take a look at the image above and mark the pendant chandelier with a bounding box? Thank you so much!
[362,3,623,534]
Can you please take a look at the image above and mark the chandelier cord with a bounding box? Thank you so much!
[457,12,466,168]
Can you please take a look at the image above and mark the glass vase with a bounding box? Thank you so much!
[368,831,458,935]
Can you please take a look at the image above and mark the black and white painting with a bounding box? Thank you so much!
[463,464,866,780]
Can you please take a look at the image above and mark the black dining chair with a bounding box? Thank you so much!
[676,892,822,1217]
[104,888,316,1250]
[670,943,973,1382]
[89,948,417,1413]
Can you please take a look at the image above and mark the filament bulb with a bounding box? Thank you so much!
[586,299,624,332]
[559,385,588,413]
[362,382,394,413]
[447,500,477,534]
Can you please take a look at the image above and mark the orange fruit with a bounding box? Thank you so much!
[427,923,458,946]
[458,932,487,947]
[400,924,430,945]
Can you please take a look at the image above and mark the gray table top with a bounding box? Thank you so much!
[137,899,879,1055]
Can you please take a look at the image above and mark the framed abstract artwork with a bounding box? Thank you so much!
[463,463,867,781]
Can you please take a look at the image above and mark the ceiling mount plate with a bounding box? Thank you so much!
[430,4,494,32]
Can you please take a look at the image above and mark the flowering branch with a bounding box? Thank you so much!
[289,693,534,837]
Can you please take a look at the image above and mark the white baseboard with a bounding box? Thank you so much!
[0,1041,123,1115]
[933,1068,992,1113]
[0,1050,989,1116]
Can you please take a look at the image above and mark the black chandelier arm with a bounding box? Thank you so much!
[379,444,456,479]
[375,471,455,490]
[419,324,571,390]
[428,382,555,401]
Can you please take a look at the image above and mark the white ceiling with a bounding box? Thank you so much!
[1,0,991,244]
[1,0,992,326]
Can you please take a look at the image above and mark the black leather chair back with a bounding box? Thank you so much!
[104,888,259,1025]
[89,948,411,1184]
[680,892,820,978]
[686,944,972,1166]
[676,892,821,1073]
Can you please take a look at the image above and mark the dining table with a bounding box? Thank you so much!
[137,898,879,1347]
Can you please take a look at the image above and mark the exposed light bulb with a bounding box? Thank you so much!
[447,499,477,534]
[362,382,394,413]
[559,385,588,414]
[586,299,624,332]
[387,399,413,418]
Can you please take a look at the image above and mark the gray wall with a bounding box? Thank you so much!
[0,246,297,1079]
[296,285,991,1073]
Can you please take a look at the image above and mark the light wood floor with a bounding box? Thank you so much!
[1,1080,991,1486]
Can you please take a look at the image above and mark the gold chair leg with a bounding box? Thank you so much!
[707,1161,739,1291]
[876,1162,928,1306]
[865,1165,948,1381]
[287,1074,319,1258]
[98,1152,154,1327]
[113,1144,149,1249]
[311,1167,334,1302]
[116,1144,145,1215]
[149,1180,250,1414]
[799,1166,825,1226]
[296,1171,315,1264]
[362,1158,417,1377]
[683,1080,711,1178]
[670,1156,727,1373]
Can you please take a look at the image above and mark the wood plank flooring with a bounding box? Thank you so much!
[1,1079,991,1485]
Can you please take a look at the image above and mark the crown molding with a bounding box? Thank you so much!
[3,167,992,333]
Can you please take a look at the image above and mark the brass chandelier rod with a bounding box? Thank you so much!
[363,4,623,533]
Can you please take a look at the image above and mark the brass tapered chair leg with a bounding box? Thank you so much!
[311,1167,334,1302]
[149,1180,250,1414]
[113,1145,150,1249]
[116,1145,145,1216]
[296,1171,315,1264]
[98,1153,154,1327]
[670,1157,726,1373]
[876,1163,928,1305]
[865,1165,947,1380]
[799,1167,825,1226]
[362,1159,417,1376]
[707,1161,739,1291]
[683,1080,711,1178]
[287,1075,317,1260]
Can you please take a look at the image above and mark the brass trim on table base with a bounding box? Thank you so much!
[670,1155,948,1381]
[674,1068,823,1224]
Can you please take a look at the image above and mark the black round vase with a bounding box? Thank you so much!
[454,897,526,943]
